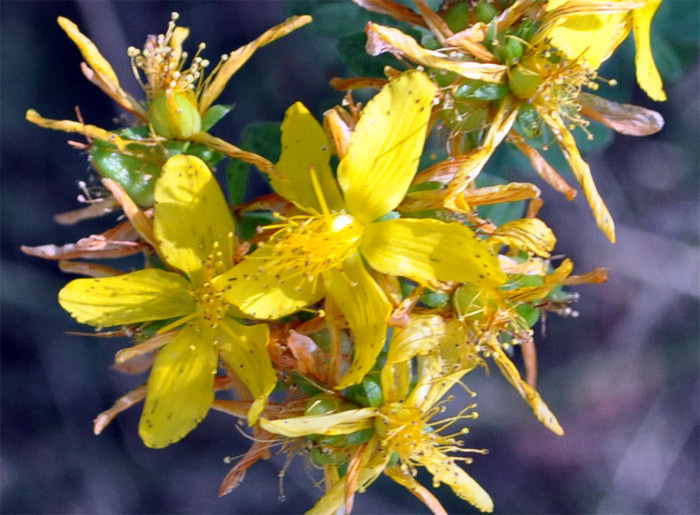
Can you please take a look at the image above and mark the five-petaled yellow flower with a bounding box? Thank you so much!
[365,0,666,243]
[543,0,666,101]
[55,13,311,138]
[261,314,494,514]
[214,70,506,389]
[59,155,276,448]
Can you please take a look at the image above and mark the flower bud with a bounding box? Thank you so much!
[149,90,201,139]
[508,56,547,100]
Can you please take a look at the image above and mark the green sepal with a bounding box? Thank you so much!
[407,181,443,194]
[454,80,510,101]
[90,134,163,207]
[475,2,498,24]
[344,375,383,407]
[420,290,450,309]
[345,427,374,445]
[201,104,233,132]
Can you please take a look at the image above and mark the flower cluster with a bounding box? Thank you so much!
[24,2,666,513]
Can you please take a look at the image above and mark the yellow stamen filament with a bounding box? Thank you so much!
[254,212,363,286]
[379,398,482,478]
[127,12,214,101]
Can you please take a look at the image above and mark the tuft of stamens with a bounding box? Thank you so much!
[252,212,363,287]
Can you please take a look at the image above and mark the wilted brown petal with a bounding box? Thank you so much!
[580,93,664,136]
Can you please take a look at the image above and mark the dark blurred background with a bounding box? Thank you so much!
[1,1,698,513]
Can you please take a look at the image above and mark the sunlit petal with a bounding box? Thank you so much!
[139,325,217,448]
[218,319,276,424]
[154,155,235,281]
[422,454,494,513]
[260,408,378,438]
[324,252,392,389]
[632,0,666,101]
[213,245,324,320]
[199,15,312,113]
[58,16,120,86]
[541,112,616,242]
[338,70,436,223]
[361,218,507,286]
[58,268,194,327]
[272,102,343,213]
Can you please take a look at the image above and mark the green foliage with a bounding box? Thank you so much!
[338,32,403,78]
[201,104,233,132]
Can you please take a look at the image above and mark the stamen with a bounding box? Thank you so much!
[251,211,363,286]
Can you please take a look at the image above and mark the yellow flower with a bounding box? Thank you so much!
[542,0,666,101]
[213,70,506,389]
[57,13,312,138]
[260,315,493,514]
[58,155,276,448]
[365,18,623,242]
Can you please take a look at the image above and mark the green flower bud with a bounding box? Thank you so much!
[90,139,163,207]
[453,283,496,322]
[475,2,498,23]
[508,56,546,100]
[149,90,201,139]
[442,2,471,33]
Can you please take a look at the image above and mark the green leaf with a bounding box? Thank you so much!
[201,104,233,132]
[241,122,282,163]
[338,32,402,78]
[475,173,527,225]
[226,157,249,206]
[516,304,540,328]
[237,210,277,241]
[362,377,384,407]
[420,290,450,309]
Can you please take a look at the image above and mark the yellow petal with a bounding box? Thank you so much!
[58,268,194,327]
[199,15,312,113]
[409,369,467,413]
[486,338,564,436]
[57,16,119,86]
[307,450,390,515]
[260,408,378,438]
[361,218,507,287]
[547,13,629,69]
[541,112,616,242]
[25,109,128,152]
[154,155,235,282]
[139,325,217,448]
[489,218,557,258]
[422,454,494,513]
[271,102,343,213]
[505,258,574,303]
[384,466,449,515]
[381,315,446,401]
[338,70,436,223]
[633,0,666,101]
[188,132,278,177]
[213,245,324,320]
[324,253,392,389]
[366,23,507,83]
[218,319,275,425]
